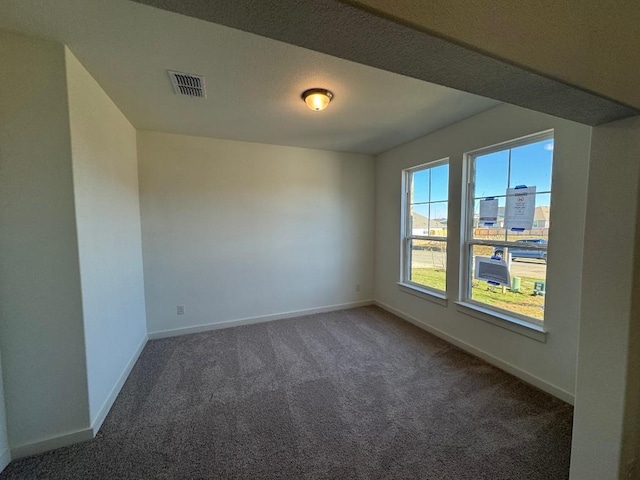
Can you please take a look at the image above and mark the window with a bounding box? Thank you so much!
[462,131,553,325]
[401,160,449,294]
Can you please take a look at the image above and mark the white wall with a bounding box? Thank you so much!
[625,180,640,480]
[65,49,148,427]
[570,115,640,480]
[138,132,375,335]
[375,104,591,401]
[0,31,90,451]
[0,353,10,472]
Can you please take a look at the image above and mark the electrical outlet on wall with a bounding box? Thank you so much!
[177,305,185,315]
[356,284,361,292]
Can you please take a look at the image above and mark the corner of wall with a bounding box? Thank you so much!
[64,45,148,427]
[0,29,91,452]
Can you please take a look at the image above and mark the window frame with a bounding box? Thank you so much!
[460,130,554,327]
[400,158,450,298]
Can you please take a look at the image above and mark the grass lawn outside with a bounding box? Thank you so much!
[410,268,446,292]
[411,267,545,321]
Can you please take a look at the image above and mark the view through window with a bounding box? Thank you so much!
[402,160,449,293]
[463,131,553,323]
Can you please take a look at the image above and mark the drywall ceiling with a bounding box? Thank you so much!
[0,0,500,155]
[131,0,639,126]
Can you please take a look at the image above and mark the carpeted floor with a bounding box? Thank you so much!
[0,306,573,479]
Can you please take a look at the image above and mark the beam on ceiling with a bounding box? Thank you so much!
[130,0,639,125]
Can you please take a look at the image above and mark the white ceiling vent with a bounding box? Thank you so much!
[168,71,207,98]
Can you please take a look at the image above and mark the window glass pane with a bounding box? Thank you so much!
[473,193,552,242]
[429,201,448,237]
[474,150,509,198]
[473,197,507,241]
[410,204,429,235]
[502,193,551,242]
[410,240,446,291]
[507,230,549,242]
[411,169,430,204]
[403,160,449,295]
[468,244,546,321]
[510,139,553,192]
[430,164,449,201]
[466,134,552,323]
[531,193,551,240]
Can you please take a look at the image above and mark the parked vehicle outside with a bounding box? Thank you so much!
[493,239,547,262]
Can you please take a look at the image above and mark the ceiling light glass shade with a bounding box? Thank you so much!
[302,88,333,111]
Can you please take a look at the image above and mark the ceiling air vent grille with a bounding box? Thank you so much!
[168,71,207,98]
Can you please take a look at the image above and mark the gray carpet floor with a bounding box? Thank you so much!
[0,306,573,479]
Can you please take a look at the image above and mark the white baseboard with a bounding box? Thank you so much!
[10,334,148,460]
[148,300,375,340]
[10,427,94,460]
[374,300,575,405]
[0,447,10,473]
[90,334,148,435]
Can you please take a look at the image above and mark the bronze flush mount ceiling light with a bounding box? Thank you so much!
[302,88,333,111]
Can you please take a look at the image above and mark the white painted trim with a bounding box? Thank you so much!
[90,334,148,435]
[455,301,547,342]
[397,282,448,306]
[374,300,575,405]
[9,335,148,460]
[10,428,94,460]
[148,300,375,340]
[0,447,10,473]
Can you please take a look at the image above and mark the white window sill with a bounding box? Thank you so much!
[455,301,547,342]
[397,282,448,307]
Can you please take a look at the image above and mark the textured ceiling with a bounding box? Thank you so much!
[131,0,639,126]
[0,0,500,154]
[346,0,640,110]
